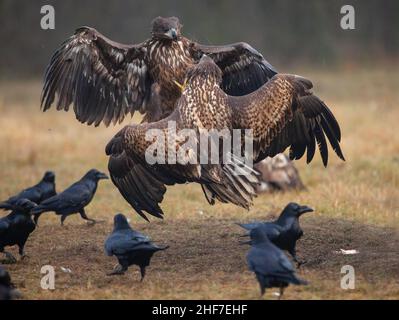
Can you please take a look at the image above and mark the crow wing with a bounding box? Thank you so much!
[41,27,152,127]
[0,218,10,235]
[0,187,41,210]
[105,230,151,256]
[230,74,345,166]
[195,42,277,96]
[247,244,295,276]
[238,222,283,240]
[37,183,92,211]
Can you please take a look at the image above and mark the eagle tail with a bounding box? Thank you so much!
[201,154,260,209]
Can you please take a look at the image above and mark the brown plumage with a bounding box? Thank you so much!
[254,154,305,193]
[106,56,344,220]
[41,16,277,125]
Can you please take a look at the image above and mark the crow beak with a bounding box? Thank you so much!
[165,28,178,40]
[298,205,314,215]
[239,240,252,245]
[173,78,187,92]
[239,233,250,238]
[97,173,109,180]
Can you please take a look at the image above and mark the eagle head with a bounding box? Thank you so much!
[151,16,182,41]
[186,55,223,85]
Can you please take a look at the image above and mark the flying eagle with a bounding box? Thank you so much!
[105,56,345,221]
[41,16,276,125]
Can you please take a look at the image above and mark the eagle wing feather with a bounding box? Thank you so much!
[195,42,277,96]
[41,27,152,127]
[229,74,345,166]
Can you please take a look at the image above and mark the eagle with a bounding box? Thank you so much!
[254,154,305,193]
[105,55,345,221]
[41,16,277,125]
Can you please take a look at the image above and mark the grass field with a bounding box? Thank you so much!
[0,66,398,299]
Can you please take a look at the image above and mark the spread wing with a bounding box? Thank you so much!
[230,74,345,166]
[105,122,187,221]
[41,26,152,127]
[195,42,277,96]
[105,118,259,221]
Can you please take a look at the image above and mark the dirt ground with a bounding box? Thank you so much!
[0,66,398,299]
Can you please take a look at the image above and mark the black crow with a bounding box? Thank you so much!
[0,266,18,300]
[238,202,313,266]
[0,199,37,263]
[0,171,56,210]
[31,169,108,225]
[246,227,307,298]
[105,213,169,280]
[238,222,283,242]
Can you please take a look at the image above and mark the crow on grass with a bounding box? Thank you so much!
[105,213,169,280]
[238,202,313,266]
[246,227,308,298]
[0,171,56,210]
[0,199,37,263]
[31,169,108,225]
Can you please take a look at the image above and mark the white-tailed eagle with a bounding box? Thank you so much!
[105,56,345,221]
[41,16,276,125]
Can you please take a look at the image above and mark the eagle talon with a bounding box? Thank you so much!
[173,79,187,92]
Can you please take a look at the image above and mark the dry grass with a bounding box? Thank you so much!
[0,65,398,299]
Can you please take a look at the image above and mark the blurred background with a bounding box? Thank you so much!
[0,0,398,79]
[0,1,398,299]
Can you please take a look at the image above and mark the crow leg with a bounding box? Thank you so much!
[139,266,146,282]
[107,264,127,276]
[255,273,266,296]
[289,249,306,268]
[33,213,42,226]
[60,215,68,226]
[18,245,27,260]
[79,209,96,224]
[278,287,285,300]
[259,285,265,297]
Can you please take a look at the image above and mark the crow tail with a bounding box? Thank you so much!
[0,202,13,210]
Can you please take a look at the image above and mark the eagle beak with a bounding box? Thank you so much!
[165,28,178,40]
[173,79,187,93]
